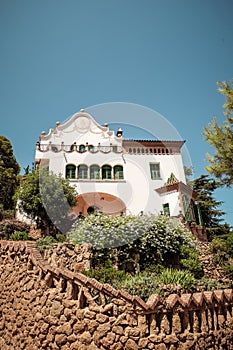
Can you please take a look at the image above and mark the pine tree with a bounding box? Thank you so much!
[192,175,230,239]
[204,80,233,186]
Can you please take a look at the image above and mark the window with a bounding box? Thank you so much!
[163,203,170,216]
[78,164,88,179]
[90,165,100,179]
[114,165,124,180]
[79,144,86,153]
[88,145,94,153]
[102,165,112,180]
[150,163,161,180]
[65,164,76,179]
[182,194,191,222]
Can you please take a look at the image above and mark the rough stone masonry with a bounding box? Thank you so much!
[0,240,232,350]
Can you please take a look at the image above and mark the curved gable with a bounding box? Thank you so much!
[39,110,122,146]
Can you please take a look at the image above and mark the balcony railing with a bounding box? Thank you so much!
[36,142,123,154]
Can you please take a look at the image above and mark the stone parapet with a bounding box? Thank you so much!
[0,240,232,349]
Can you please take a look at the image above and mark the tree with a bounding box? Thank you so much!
[15,168,78,234]
[0,136,20,210]
[204,80,233,186]
[192,175,230,238]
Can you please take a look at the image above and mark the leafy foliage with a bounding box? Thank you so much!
[15,169,78,234]
[0,219,30,239]
[158,268,197,291]
[69,213,195,256]
[226,233,233,257]
[204,80,233,186]
[117,272,162,301]
[0,136,20,210]
[83,267,127,286]
[180,245,203,278]
[69,212,144,249]
[36,236,57,253]
[9,231,30,241]
[209,237,230,265]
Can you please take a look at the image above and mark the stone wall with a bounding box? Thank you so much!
[0,240,232,350]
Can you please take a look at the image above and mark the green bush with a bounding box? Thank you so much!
[55,233,68,243]
[197,277,226,291]
[210,237,229,265]
[0,219,30,239]
[83,267,126,286]
[36,236,57,253]
[210,237,228,254]
[158,268,197,291]
[180,246,203,278]
[223,262,233,280]
[117,272,161,301]
[226,233,233,257]
[9,231,29,241]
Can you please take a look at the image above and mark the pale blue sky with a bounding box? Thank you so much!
[0,0,232,224]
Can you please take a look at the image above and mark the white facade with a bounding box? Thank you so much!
[35,110,198,220]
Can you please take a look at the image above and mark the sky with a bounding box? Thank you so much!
[0,0,233,225]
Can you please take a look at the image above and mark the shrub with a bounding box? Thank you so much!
[55,233,68,243]
[9,231,29,241]
[210,238,229,265]
[36,236,57,253]
[0,219,30,239]
[83,267,127,286]
[117,272,162,301]
[226,233,233,257]
[139,215,195,265]
[180,246,203,278]
[158,268,197,291]
[69,213,143,249]
[223,262,233,280]
[197,277,226,291]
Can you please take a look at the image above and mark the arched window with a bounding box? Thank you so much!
[90,164,100,179]
[78,164,88,179]
[102,165,112,180]
[114,165,124,180]
[79,144,86,153]
[88,145,94,153]
[65,164,76,179]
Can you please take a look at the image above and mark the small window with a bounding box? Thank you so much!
[150,163,161,180]
[90,165,100,179]
[88,145,94,153]
[79,144,86,153]
[182,194,191,222]
[102,165,112,180]
[163,203,170,216]
[78,164,88,179]
[66,164,76,179]
[114,165,124,180]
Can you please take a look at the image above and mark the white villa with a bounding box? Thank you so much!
[35,110,202,226]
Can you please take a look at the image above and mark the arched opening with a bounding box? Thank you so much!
[73,192,126,217]
[90,164,100,180]
[102,165,112,180]
[79,144,86,153]
[87,206,100,214]
[65,164,76,179]
[114,165,124,180]
[78,164,88,179]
